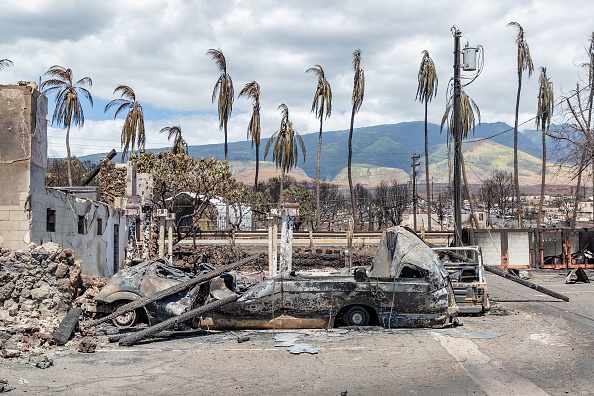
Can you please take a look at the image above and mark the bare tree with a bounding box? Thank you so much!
[551,33,594,228]
[374,181,410,229]
[490,171,514,227]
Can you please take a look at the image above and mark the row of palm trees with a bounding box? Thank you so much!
[3,22,555,231]
[416,22,554,230]
[37,65,181,187]
[206,48,365,230]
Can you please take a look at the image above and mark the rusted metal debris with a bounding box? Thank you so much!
[118,295,239,346]
[565,267,590,284]
[87,226,459,345]
[432,246,490,315]
[204,226,459,330]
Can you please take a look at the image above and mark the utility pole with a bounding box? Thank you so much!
[453,28,463,247]
[412,154,420,232]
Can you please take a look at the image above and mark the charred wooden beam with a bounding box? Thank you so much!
[118,294,239,346]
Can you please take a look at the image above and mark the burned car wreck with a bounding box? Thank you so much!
[206,226,458,329]
[85,258,217,327]
[431,246,490,314]
[85,226,458,334]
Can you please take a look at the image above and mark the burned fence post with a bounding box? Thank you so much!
[280,196,299,273]
[268,210,279,277]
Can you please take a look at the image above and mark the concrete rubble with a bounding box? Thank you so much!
[0,242,106,362]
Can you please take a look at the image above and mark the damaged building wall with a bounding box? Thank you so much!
[0,83,47,251]
[0,84,127,277]
[29,188,127,278]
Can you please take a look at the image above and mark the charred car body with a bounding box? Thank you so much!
[86,258,216,327]
[206,226,458,329]
[89,226,458,330]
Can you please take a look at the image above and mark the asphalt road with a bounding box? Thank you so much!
[2,270,593,396]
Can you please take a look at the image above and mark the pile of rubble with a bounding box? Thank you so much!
[0,242,106,360]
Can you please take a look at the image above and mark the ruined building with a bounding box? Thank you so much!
[0,83,127,277]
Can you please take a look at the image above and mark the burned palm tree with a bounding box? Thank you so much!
[441,89,482,228]
[306,64,332,229]
[535,67,554,228]
[239,81,262,229]
[41,65,93,186]
[160,125,187,155]
[207,48,234,162]
[264,104,306,202]
[348,49,365,229]
[508,21,534,228]
[416,50,438,231]
[105,85,145,161]
[0,59,13,70]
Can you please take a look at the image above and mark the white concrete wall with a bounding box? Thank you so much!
[29,188,127,277]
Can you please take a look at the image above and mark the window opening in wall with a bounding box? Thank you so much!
[78,215,85,234]
[97,218,103,235]
[47,209,56,232]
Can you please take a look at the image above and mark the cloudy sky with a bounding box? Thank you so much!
[1,0,593,158]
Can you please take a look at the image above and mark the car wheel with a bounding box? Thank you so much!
[344,306,370,326]
[111,302,137,328]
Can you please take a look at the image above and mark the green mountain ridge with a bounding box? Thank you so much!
[78,121,566,185]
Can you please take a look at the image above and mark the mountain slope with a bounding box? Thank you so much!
[79,121,559,185]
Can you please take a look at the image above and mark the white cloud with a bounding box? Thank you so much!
[2,0,594,158]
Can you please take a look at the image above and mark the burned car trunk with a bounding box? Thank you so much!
[202,226,458,329]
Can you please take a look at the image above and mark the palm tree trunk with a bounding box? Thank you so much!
[252,142,260,231]
[66,124,73,186]
[514,75,523,228]
[316,116,323,230]
[424,101,431,231]
[223,118,229,228]
[461,154,480,228]
[537,125,546,228]
[348,108,357,230]
[279,170,285,209]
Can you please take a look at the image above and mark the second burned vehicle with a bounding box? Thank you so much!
[431,246,490,314]
[88,226,459,332]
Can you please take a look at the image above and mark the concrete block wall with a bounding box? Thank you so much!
[0,204,30,249]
